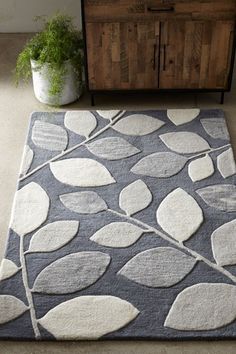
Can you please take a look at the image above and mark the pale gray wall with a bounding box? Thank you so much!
[0,0,82,32]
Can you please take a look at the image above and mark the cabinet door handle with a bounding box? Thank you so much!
[147,6,175,13]
[163,44,166,71]
[153,44,157,70]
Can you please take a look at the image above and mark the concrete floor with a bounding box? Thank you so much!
[0,33,236,353]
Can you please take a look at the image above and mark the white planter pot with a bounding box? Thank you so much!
[31,59,81,106]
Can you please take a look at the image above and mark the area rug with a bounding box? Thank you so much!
[0,109,236,340]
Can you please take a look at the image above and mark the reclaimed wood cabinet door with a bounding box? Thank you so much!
[159,20,235,89]
[86,22,160,90]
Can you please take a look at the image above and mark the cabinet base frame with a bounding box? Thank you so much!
[89,89,227,107]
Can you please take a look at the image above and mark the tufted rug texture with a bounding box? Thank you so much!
[0,109,236,340]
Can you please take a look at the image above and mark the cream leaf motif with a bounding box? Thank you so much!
[165,283,236,330]
[90,222,144,248]
[32,252,111,294]
[118,247,196,287]
[38,295,139,339]
[32,121,68,151]
[160,132,210,154]
[119,179,152,216]
[64,111,97,138]
[10,182,50,237]
[156,188,203,242]
[113,114,165,136]
[50,158,116,187]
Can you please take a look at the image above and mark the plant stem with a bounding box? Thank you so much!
[19,236,41,339]
[187,144,231,161]
[107,208,236,284]
[19,111,126,182]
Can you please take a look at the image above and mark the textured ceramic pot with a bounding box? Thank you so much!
[31,59,81,106]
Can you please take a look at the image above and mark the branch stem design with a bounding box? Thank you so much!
[19,111,126,182]
[187,144,231,161]
[19,236,41,339]
[107,208,236,284]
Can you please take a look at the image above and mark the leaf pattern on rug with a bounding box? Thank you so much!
[118,247,196,287]
[201,118,230,140]
[164,283,236,330]
[188,155,214,182]
[97,110,122,120]
[27,221,79,253]
[90,222,144,248]
[196,184,236,212]
[64,111,97,138]
[0,259,20,281]
[156,188,204,242]
[2,110,236,340]
[131,152,188,178]
[32,121,68,151]
[20,145,34,176]
[160,132,210,153]
[119,179,152,216]
[38,296,139,339]
[0,295,28,324]
[10,182,50,237]
[211,220,236,266]
[113,114,165,136]
[32,252,111,294]
[50,158,116,187]
[87,137,140,160]
[217,148,236,178]
[60,191,107,214]
[167,109,200,126]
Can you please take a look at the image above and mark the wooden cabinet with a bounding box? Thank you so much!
[86,22,160,90]
[159,20,235,89]
[82,0,236,104]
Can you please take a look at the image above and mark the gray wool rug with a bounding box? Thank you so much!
[1,109,236,340]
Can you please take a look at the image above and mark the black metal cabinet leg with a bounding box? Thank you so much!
[91,93,95,106]
[220,92,225,105]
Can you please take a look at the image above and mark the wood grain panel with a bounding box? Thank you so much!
[86,21,160,90]
[84,0,236,22]
[159,20,235,89]
[84,0,236,91]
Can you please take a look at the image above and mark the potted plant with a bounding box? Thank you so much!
[15,14,84,106]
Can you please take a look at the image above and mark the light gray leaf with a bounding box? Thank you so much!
[167,109,200,126]
[160,132,210,154]
[156,188,203,242]
[119,179,152,216]
[201,118,230,140]
[90,222,144,248]
[188,155,214,182]
[64,111,97,138]
[0,259,20,281]
[0,295,28,324]
[118,247,196,287]
[20,145,34,176]
[10,182,50,237]
[32,121,68,151]
[113,114,165,136]
[196,184,236,212]
[97,110,122,120]
[50,158,116,187]
[164,283,236,330]
[87,137,140,160]
[217,148,236,178]
[33,252,110,294]
[131,152,187,178]
[27,220,79,253]
[38,295,139,339]
[211,219,236,266]
[60,191,107,214]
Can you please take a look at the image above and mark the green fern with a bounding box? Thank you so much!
[15,13,84,98]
